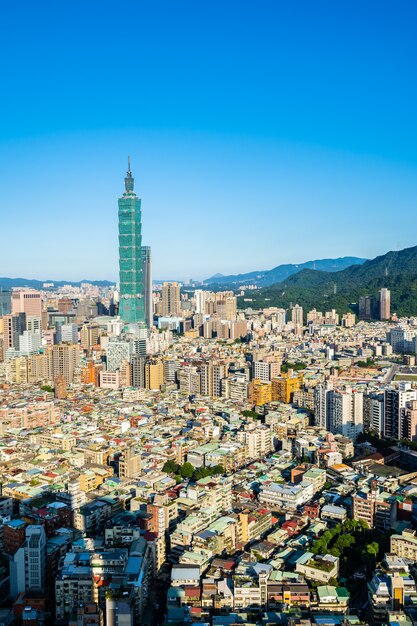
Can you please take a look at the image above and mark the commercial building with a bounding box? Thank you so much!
[141,245,153,327]
[379,288,391,321]
[12,289,42,318]
[118,158,145,325]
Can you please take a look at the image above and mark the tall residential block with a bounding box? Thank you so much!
[161,282,181,316]
[118,158,145,325]
[10,525,46,600]
[52,344,80,384]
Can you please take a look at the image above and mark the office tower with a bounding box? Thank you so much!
[132,335,146,358]
[10,525,46,599]
[19,330,41,356]
[52,344,80,384]
[26,315,42,334]
[76,298,98,319]
[161,282,181,316]
[60,323,78,343]
[379,287,391,320]
[107,339,132,372]
[0,289,11,316]
[12,289,42,318]
[118,158,145,325]
[141,245,153,327]
[3,313,26,351]
[358,295,375,321]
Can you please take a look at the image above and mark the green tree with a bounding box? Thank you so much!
[180,462,194,479]
[41,384,54,393]
[241,410,259,419]
[162,460,179,474]
[193,467,211,481]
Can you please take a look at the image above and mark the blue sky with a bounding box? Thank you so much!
[0,0,416,281]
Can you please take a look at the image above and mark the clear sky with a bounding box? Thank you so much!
[1,0,417,281]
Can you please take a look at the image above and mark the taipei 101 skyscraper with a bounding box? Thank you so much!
[118,158,146,326]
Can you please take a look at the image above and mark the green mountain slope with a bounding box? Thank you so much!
[243,245,417,317]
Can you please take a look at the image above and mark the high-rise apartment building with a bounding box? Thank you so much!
[145,358,164,390]
[200,361,227,398]
[80,323,102,349]
[314,383,363,439]
[161,282,181,316]
[10,525,46,600]
[291,304,303,335]
[141,245,153,327]
[330,388,363,440]
[130,355,145,388]
[216,292,237,321]
[12,289,42,318]
[195,289,209,315]
[379,288,391,321]
[118,159,145,325]
[52,344,80,384]
[384,383,417,440]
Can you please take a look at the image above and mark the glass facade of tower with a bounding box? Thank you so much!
[118,164,145,325]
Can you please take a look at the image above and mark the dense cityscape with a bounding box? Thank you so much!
[1,161,417,626]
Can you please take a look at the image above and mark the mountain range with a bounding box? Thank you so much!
[205,256,367,288]
[0,278,114,290]
[243,245,417,317]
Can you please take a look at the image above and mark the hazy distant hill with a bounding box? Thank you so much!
[0,277,114,290]
[244,245,417,317]
[205,256,367,288]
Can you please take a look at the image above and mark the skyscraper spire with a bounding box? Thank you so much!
[124,156,135,194]
[118,157,145,326]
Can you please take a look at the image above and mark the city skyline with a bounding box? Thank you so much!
[0,2,417,280]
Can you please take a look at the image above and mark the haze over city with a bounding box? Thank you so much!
[1,1,417,280]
